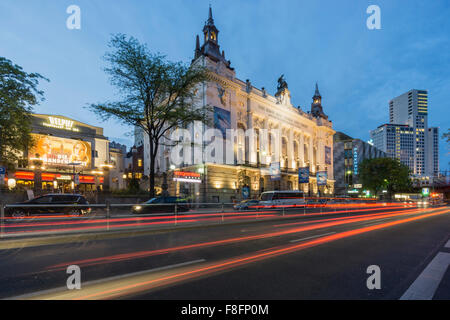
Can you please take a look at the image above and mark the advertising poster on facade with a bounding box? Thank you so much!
[29,134,92,168]
[325,146,331,165]
[270,162,281,181]
[298,167,310,184]
[242,186,250,199]
[317,171,328,186]
[213,106,231,138]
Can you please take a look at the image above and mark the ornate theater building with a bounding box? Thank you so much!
[138,7,335,203]
[10,114,110,193]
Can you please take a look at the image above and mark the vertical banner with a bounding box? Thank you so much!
[317,171,327,186]
[242,186,250,199]
[270,162,281,181]
[298,167,310,184]
[213,106,231,138]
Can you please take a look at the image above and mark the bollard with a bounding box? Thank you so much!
[282,206,285,217]
[0,202,4,238]
[106,200,111,231]
[175,203,178,226]
[221,203,224,222]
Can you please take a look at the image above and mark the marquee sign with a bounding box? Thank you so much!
[173,171,202,183]
[43,116,80,132]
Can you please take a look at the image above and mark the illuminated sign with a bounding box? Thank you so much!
[353,147,358,175]
[173,171,202,183]
[14,171,103,184]
[43,116,80,132]
[422,188,430,196]
[29,134,92,168]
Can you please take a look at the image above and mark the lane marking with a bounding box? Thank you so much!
[6,259,205,300]
[445,239,450,249]
[290,232,336,243]
[400,252,450,300]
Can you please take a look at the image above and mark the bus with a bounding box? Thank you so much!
[259,190,306,208]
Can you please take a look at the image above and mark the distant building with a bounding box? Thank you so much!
[427,127,439,177]
[370,124,415,171]
[334,132,386,195]
[108,141,127,190]
[372,89,439,183]
[123,145,145,189]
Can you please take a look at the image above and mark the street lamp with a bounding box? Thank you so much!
[68,162,81,193]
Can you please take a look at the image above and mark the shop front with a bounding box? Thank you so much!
[13,171,104,193]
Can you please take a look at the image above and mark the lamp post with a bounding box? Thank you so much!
[100,162,114,192]
[68,162,81,193]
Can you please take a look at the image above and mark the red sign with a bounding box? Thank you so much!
[14,171,104,184]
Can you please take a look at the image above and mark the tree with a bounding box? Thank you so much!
[0,57,48,170]
[89,34,210,198]
[359,158,412,198]
[443,128,450,143]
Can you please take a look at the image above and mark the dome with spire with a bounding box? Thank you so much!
[311,83,328,119]
[192,5,233,70]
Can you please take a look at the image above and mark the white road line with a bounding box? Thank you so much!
[400,252,450,300]
[445,239,450,248]
[5,259,205,300]
[290,232,336,243]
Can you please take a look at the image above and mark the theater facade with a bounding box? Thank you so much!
[138,7,336,203]
[10,114,110,193]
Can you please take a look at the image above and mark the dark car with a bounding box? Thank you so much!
[5,194,91,218]
[233,199,260,210]
[132,197,190,214]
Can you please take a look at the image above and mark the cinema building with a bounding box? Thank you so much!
[10,114,110,193]
[137,7,336,203]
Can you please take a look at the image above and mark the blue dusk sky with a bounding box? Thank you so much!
[0,0,449,170]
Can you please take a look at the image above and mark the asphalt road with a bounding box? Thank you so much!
[0,204,448,300]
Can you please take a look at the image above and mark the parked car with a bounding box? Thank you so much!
[233,199,260,210]
[132,197,190,214]
[5,194,91,218]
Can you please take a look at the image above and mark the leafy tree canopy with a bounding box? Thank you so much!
[0,57,48,170]
[359,157,412,197]
[89,34,211,197]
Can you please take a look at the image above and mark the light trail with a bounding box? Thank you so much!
[45,206,434,271]
[2,213,279,237]
[63,207,449,300]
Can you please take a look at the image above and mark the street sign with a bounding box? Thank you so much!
[0,167,5,174]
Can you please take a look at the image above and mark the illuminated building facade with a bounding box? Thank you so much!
[139,7,335,203]
[9,114,111,193]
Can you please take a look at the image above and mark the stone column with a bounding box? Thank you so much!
[299,134,305,167]
[309,135,314,171]
[247,112,256,165]
[288,128,294,169]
